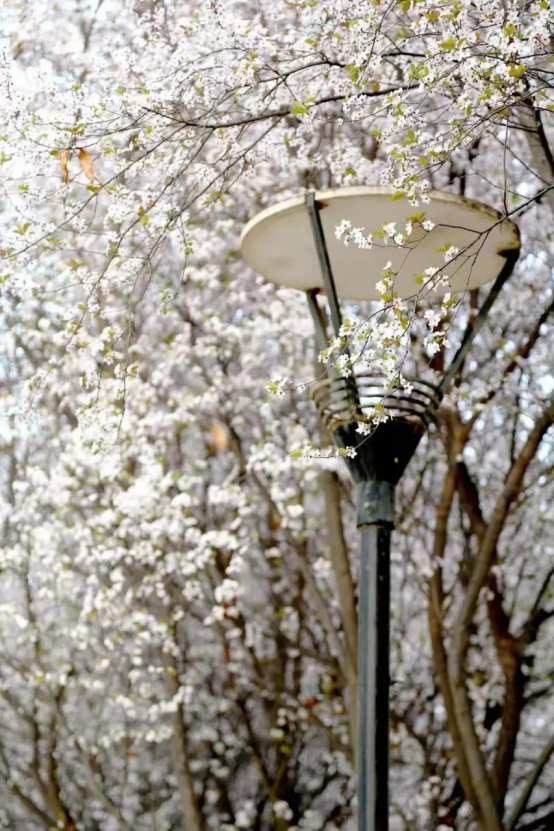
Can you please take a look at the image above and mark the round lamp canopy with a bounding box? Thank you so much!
[240,187,520,301]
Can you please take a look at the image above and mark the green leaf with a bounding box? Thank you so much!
[291,100,309,116]
[508,64,527,78]
[61,124,85,136]
[440,36,457,50]
[203,189,222,206]
[395,24,412,39]
[346,64,361,83]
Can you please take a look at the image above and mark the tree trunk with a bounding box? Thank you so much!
[165,659,204,831]
[319,469,359,745]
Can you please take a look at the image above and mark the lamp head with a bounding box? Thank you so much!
[240,187,520,301]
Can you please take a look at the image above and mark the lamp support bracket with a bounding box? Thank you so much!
[439,248,519,395]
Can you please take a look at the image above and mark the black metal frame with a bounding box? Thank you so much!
[304,192,519,831]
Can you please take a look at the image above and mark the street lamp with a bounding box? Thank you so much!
[240,187,520,831]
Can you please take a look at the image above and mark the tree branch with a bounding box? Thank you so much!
[448,401,554,829]
[428,412,482,820]
[506,734,554,831]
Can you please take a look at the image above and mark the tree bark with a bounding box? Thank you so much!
[165,658,204,831]
[506,733,554,830]
[428,443,482,822]
[457,460,526,815]
[517,98,554,215]
[319,469,359,745]
[447,401,554,829]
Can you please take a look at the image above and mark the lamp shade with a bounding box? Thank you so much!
[240,187,520,301]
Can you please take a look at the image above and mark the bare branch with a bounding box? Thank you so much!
[506,734,554,831]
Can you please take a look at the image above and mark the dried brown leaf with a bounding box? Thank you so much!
[60,150,70,184]
[78,148,94,183]
[211,423,229,452]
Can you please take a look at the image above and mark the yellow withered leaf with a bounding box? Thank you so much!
[60,149,70,184]
[211,423,229,452]
[78,148,94,183]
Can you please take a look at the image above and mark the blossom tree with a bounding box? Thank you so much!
[0,0,553,830]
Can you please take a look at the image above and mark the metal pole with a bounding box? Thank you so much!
[306,192,344,335]
[305,193,361,416]
[304,194,395,829]
[358,525,391,831]
[357,481,394,831]
[306,289,330,355]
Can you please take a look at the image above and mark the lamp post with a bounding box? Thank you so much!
[241,187,520,831]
